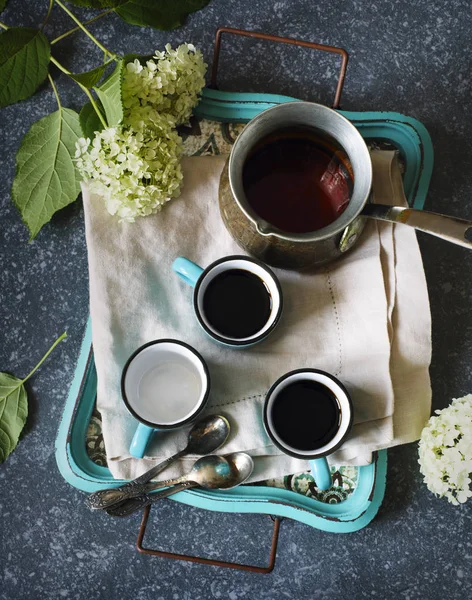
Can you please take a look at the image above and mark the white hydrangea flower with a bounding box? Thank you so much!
[75,114,183,222]
[76,44,206,222]
[122,43,207,126]
[418,394,472,505]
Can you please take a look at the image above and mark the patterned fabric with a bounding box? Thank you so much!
[86,412,108,467]
[85,118,398,501]
[254,465,359,502]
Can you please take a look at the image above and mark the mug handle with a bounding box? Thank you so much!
[309,457,332,491]
[130,423,155,458]
[172,257,204,288]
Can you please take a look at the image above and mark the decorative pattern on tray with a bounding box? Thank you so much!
[85,118,401,503]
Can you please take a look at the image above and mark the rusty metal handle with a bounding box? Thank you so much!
[136,504,282,574]
[211,27,349,108]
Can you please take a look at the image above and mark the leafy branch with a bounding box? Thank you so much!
[0,332,67,463]
[50,55,108,127]
[50,9,114,45]
[0,0,211,239]
[55,0,115,58]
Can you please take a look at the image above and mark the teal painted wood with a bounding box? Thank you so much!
[56,89,434,532]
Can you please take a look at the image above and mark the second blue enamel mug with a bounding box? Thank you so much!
[172,255,283,348]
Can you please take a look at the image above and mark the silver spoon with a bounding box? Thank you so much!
[86,415,230,510]
[105,452,254,518]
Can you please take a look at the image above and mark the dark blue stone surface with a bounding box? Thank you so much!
[1,1,472,598]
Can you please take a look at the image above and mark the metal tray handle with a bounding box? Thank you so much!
[136,505,282,574]
[211,27,349,108]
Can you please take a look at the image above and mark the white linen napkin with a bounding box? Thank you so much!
[82,150,431,483]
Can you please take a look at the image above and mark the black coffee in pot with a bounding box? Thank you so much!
[242,129,353,234]
[202,269,272,339]
[271,380,341,451]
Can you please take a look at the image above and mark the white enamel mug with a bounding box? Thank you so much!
[172,255,283,347]
[122,339,210,458]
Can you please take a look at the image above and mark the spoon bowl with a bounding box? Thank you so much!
[216,452,254,489]
[105,452,254,517]
[177,454,233,489]
[185,415,231,455]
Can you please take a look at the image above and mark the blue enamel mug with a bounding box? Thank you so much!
[122,339,211,458]
[172,255,283,348]
[263,369,353,491]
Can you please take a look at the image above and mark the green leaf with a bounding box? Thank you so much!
[0,0,9,14]
[69,58,115,88]
[0,373,28,463]
[116,0,211,30]
[0,333,66,463]
[94,59,123,127]
[79,100,104,139]
[67,0,127,7]
[0,27,51,107]
[12,109,83,239]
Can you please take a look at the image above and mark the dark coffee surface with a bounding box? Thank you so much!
[271,380,340,451]
[242,131,352,233]
[202,269,272,339]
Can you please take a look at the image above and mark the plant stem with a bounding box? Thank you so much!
[50,56,108,128]
[55,0,115,57]
[50,55,70,75]
[41,0,55,32]
[48,73,62,111]
[21,332,67,384]
[0,21,8,30]
[81,86,108,129]
[51,9,114,45]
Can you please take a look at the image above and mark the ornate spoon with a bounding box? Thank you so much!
[86,415,230,510]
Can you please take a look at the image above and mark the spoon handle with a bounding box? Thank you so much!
[362,204,472,249]
[105,482,198,517]
[85,448,187,510]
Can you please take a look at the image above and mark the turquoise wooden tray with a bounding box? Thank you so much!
[55,88,433,535]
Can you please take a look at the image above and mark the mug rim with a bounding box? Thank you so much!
[121,338,211,429]
[228,101,373,243]
[263,368,353,459]
[193,254,283,346]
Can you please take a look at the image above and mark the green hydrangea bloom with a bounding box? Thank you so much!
[75,113,183,222]
[75,44,206,221]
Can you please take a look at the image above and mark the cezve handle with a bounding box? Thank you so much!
[362,204,472,249]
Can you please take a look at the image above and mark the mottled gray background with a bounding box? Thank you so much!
[1,1,472,598]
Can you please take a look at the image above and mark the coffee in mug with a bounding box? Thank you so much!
[202,268,272,339]
[172,255,283,347]
[264,369,353,490]
[270,379,341,451]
